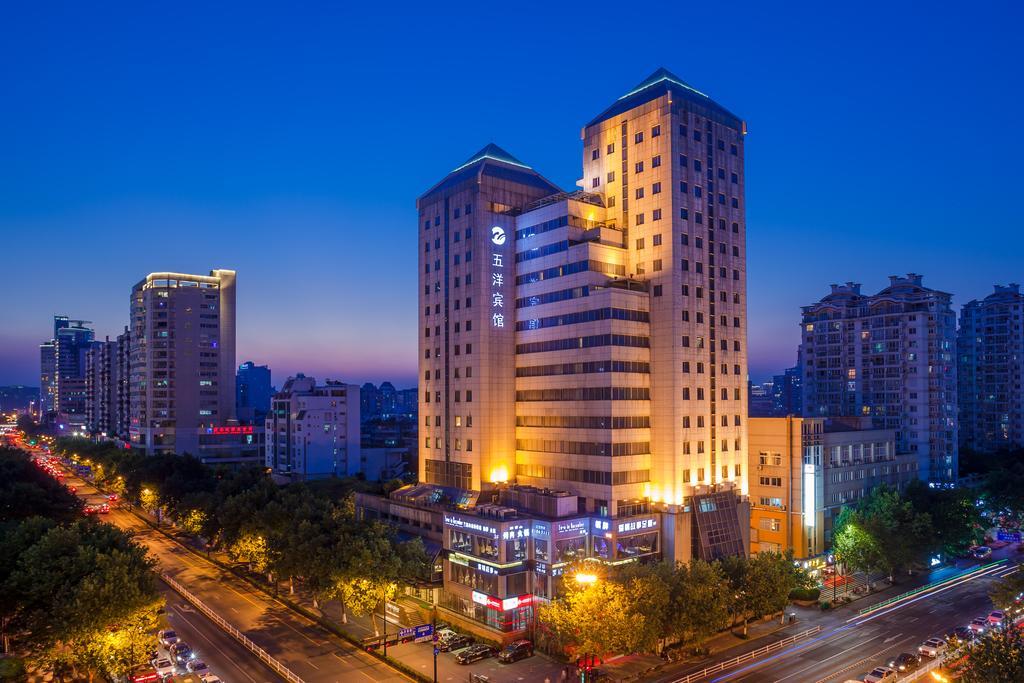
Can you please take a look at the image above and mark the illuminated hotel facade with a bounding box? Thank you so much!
[366,69,752,638]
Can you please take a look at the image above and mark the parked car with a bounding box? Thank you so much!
[888,652,921,673]
[151,657,175,679]
[498,639,534,663]
[186,660,210,676]
[157,630,179,648]
[919,637,947,657]
[201,676,222,683]
[988,610,1007,626]
[169,642,194,665]
[973,546,993,559]
[863,666,898,683]
[969,617,988,633]
[455,644,498,665]
[439,633,475,652]
[947,626,975,644]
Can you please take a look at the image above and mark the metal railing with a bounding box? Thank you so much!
[161,572,304,683]
[670,625,822,683]
[857,560,1007,616]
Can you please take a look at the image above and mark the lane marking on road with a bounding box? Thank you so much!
[771,635,878,682]
[169,602,259,683]
[883,632,902,643]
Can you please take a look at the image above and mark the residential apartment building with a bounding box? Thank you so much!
[748,416,918,562]
[958,284,1024,452]
[375,68,751,640]
[85,337,121,437]
[800,275,958,483]
[265,375,361,480]
[129,270,237,456]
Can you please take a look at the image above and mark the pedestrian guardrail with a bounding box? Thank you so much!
[670,625,822,683]
[856,560,1008,616]
[161,572,304,683]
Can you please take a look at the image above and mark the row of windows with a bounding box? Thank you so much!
[515,463,650,486]
[516,286,590,308]
[424,389,473,402]
[423,204,472,230]
[515,415,651,429]
[682,415,743,428]
[515,239,577,264]
[516,387,651,402]
[516,334,650,355]
[424,414,473,427]
[515,439,650,457]
[424,227,473,253]
[516,307,650,333]
[515,215,568,241]
[424,436,474,451]
[516,360,650,378]
[681,336,743,353]
[681,387,743,401]
[682,361,743,375]
[516,259,624,286]
[590,123,737,158]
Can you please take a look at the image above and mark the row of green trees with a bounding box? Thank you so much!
[832,481,984,579]
[0,447,162,681]
[537,551,812,658]
[55,437,428,631]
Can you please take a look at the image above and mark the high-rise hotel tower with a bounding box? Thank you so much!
[416,69,749,570]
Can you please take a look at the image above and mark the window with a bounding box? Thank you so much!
[652,181,661,194]
[652,234,662,246]
[653,259,662,271]
[653,284,663,297]
[635,161,644,173]
[607,171,616,182]
[635,187,645,199]
[634,131,644,144]
[651,125,661,137]
[607,142,615,154]
[680,208,689,220]
[592,177,600,188]
[652,208,662,221]
[652,155,661,168]
[592,148,600,160]
[635,213,645,225]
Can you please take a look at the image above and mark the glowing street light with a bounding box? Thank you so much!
[575,572,598,586]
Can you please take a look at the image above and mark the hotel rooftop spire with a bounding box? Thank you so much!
[585,66,743,129]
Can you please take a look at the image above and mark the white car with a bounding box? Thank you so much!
[918,637,947,657]
[186,660,210,675]
[969,616,988,633]
[988,610,1006,626]
[151,657,175,678]
[157,629,179,647]
[864,666,898,683]
[201,676,222,683]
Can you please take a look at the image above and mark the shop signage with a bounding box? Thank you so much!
[555,519,589,537]
[532,522,550,539]
[502,523,531,540]
[210,425,254,435]
[444,514,498,538]
[616,517,657,534]
[472,591,533,611]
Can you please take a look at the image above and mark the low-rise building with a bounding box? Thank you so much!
[748,416,919,562]
[265,375,361,480]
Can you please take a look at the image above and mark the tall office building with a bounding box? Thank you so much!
[417,67,749,544]
[799,274,958,483]
[958,284,1024,453]
[771,365,802,416]
[236,361,273,424]
[129,270,237,455]
[39,316,95,430]
[115,326,132,439]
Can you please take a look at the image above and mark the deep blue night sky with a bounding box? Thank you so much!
[2,1,1021,388]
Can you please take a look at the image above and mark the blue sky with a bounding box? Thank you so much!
[1,1,1021,388]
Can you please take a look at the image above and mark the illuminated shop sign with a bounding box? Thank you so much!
[592,519,610,533]
[616,517,657,534]
[472,591,533,611]
[804,464,816,527]
[555,519,589,537]
[502,524,531,540]
[532,522,550,539]
[208,426,254,435]
[444,514,498,538]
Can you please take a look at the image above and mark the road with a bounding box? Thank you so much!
[157,582,280,683]
[677,561,1017,683]
[52,461,410,683]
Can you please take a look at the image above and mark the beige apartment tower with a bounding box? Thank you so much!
[129,269,237,455]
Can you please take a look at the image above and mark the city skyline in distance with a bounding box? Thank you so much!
[1,2,1020,387]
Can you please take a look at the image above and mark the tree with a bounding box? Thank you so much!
[833,486,934,580]
[0,447,82,523]
[904,479,984,558]
[950,625,1024,682]
[832,506,884,574]
[670,559,731,649]
[538,575,650,658]
[617,562,672,653]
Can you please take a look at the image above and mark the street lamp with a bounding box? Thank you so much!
[574,572,598,586]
